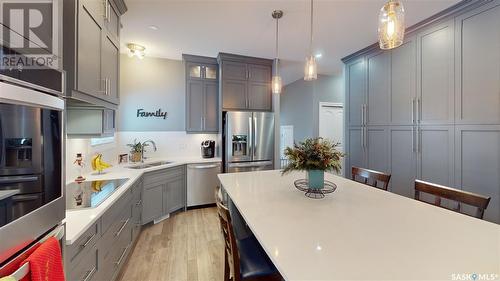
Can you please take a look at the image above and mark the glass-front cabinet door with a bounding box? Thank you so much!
[204,65,217,80]
[188,63,202,79]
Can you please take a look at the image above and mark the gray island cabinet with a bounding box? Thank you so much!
[218,53,273,111]
[343,0,500,223]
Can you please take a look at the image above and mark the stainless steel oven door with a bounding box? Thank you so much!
[0,81,64,266]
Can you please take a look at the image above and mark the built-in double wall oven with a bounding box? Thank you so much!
[0,30,65,265]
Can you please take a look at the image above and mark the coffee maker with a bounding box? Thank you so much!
[201,140,215,158]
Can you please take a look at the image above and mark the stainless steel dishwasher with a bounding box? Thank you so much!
[187,162,222,207]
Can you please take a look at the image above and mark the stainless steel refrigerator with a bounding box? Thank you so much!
[224,111,274,173]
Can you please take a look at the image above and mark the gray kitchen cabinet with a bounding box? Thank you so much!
[455,2,500,125]
[417,20,455,125]
[142,166,186,224]
[66,108,115,137]
[248,82,271,110]
[347,128,364,179]
[163,176,186,214]
[186,80,204,131]
[367,52,390,125]
[342,0,500,224]
[63,0,127,108]
[77,2,102,98]
[222,79,247,109]
[455,125,500,223]
[218,53,273,111]
[417,125,455,186]
[346,58,366,127]
[366,127,389,173]
[390,37,416,126]
[389,127,417,197]
[66,177,142,281]
[183,55,219,133]
[204,81,219,132]
[141,183,164,223]
[101,34,120,104]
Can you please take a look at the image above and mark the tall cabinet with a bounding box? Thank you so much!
[343,0,500,223]
[183,55,219,133]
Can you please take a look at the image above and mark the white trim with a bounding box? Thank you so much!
[0,81,64,110]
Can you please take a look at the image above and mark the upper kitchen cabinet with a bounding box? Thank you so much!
[366,51,390,125]
[416,20,455,125]
[183,55,219,133]
[455,2,500,125]
[345,57,366,127]
[63,0,127,108]
[218,53,273,111]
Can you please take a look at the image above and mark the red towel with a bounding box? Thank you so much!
[21,237,65,281]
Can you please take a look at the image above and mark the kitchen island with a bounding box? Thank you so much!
[218,170,500,281]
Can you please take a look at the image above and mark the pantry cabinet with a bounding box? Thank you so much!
[64,0,127,108]
[343,0,500,223]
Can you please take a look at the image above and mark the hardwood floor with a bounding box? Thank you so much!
[117,207,224,281]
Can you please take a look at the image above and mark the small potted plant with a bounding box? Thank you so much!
[127,139,142,163]
[282,138,344,189]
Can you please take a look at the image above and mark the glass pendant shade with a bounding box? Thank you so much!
[304,55,317,81]
[272,75,282,94]
[378,0,405,50]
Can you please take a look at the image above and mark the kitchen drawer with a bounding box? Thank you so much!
[100,204,132,257]
[68,246,98,281]
[101,188,132,234]
[143,166,185,187]
[99,220,132,281]
[66,221,100,264]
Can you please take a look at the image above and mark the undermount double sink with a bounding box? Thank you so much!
[126,161,172,169]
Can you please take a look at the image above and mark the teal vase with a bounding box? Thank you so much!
[307,170,324,189]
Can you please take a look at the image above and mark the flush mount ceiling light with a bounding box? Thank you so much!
[378,0,405,50]
[304,0,317,81]
[148,25,159,30]
[127,43,146,59]
[272,10,283,95]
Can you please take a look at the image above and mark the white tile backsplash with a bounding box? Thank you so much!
[65,131,219,182]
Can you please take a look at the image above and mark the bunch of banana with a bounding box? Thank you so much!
[91,180,104,192]
[91,153,112,174]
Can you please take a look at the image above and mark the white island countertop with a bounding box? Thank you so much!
[64,157,221,245]
[218,170,500,281]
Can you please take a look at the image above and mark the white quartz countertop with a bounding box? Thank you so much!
[64,157,221,245]
[0,189,20,201]
[218,170,500,281]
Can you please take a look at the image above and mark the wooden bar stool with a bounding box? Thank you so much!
[351,166,391,191]
[216,199,281,281]
[414,179,491,219]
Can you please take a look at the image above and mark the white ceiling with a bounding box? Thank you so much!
[121,0,460,84]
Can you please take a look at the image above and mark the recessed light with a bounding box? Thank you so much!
[315,53,322,58]
[148,25,159,30]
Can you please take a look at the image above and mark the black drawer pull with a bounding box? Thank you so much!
[135,200,142,206]
[82,266,96,281]
[114,218,129,237]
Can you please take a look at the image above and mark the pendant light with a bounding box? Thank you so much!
[304,0,317,81]
[378,0,405,50]
[272,10,283,94]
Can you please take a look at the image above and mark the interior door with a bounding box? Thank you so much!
[226,112,252,163]
[252,112,274,162]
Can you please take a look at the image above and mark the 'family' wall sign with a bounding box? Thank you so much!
[136,108,168,119]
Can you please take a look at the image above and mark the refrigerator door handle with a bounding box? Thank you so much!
[253,117,257,157]
[248,117,253,158]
